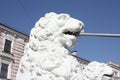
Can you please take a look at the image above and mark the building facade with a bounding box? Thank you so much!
[0,23,28,80]
[0,23,120,80]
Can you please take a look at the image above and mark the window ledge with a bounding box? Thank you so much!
[0,78,11,80]
[0,51,14,60]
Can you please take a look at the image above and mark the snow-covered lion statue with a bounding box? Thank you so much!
[16,12,113,80]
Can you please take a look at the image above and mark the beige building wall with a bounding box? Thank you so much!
[0,23,28,80]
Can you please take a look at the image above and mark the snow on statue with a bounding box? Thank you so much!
[16,12,113,80]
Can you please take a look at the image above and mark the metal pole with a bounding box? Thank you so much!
[79,33,120,38]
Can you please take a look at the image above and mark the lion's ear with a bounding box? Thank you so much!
[58,14,70,20]
[57,14,70,27]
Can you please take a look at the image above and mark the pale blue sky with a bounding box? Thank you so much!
[0,0,120,64]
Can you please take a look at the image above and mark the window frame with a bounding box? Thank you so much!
[3,39,12,53]
[0,63,8,79]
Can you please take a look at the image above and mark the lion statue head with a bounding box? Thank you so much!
[83,61,113,80]
[30,12,84,48]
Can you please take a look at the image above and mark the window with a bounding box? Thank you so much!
[113,71,119,77]
[0,63,8,78]
[4,39,12,53]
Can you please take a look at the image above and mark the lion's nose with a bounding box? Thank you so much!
[79,22,84,27]
[78,22,83,28]
[79,23,82,26]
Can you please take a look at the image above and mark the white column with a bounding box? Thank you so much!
[0,59,1,74]
[7,61,12,79]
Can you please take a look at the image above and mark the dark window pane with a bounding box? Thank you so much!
[0,63,8,78]
[4,39,11,53]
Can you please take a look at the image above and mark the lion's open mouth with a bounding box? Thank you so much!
[103,74,113,79]
[63,31,80,36]
[103,74,113,77]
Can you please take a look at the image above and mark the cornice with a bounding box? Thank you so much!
[0,23,29,40]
